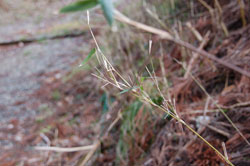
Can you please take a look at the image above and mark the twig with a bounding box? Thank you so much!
[184,31,210,78]
[114,10,173,40]
[222,142,229,160]
[219,101,250,109]
[77,111,122,166]
[114,10,250,78]
[106,110,122,133]
[34,145,95,152]
[180,109,220,115]
[237,0,247,26]
[78,141,100,166]
[200,122,230,138]
[198,0,214,12]
[143,1,172,33]
[214,0,229,36]
[186,22,203,42]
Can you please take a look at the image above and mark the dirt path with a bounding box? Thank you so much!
[0,0,93,157]
[0,37,86,122]
[0,0,89,120]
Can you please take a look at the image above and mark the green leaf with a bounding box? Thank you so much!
[119,86,139,94]
[99,0,114,25]
[140,85,144,91]
[140,77,145,83]
[100,93,109,113]
[60,0,99,13]
[152,96,164,106]
[163,113,172,120]
[81,48,96,66]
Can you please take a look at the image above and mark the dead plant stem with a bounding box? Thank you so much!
[114,10,250,78]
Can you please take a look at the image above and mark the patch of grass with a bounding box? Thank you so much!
[23,50,32,57]
[40,125,52,134]
[36,104,53,123]
[51,90,61,101]
[117,100,143,164]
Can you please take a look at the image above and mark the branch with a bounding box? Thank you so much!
[34,145,94,152]
[114,10,250,78]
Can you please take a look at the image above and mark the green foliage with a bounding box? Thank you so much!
[100,93,109,113]
[223,109,229,113]
[151,95,163,106]
[99,0,114,25]
[163,113,173,120]
[119,86,139,94]
[60,0,99,13]
[60,0,114,25]
[81,48,96,66]
[40,125,52,134]
[117,101,143,162]
[51,90,61,100]
[121,101,143,134]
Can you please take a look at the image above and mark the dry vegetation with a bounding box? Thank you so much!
[1,0,250,165]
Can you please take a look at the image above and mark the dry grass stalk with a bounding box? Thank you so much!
[220,101,250,109]
[184,30,210,78]
[79,141,100,166]
[86,10,236,166]
[214,0,229,36]
[222,142,229,160]
[186,21,203,42]
[180,109,220,115]
[143,1,172,33]
[198,0,213,12]
[201,122,230,138]
[237,0,247,26]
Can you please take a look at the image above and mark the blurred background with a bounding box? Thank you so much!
[0,0,250,165]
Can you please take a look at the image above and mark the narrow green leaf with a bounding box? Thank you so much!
[81,48,96,66]
[119,86,139,94]
[140,77,145,83]
[163,114,172,120]
[100,93,109,113]
[140,85,144,91]
[60,0,99,13]
[99,0,114,25]
[152,96,164,106]
[119,88,132,94]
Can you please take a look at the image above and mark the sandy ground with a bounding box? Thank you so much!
[0,0,91,151]
[0,0,88,121]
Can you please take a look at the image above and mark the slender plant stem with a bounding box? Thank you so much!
[144,95,235,166]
